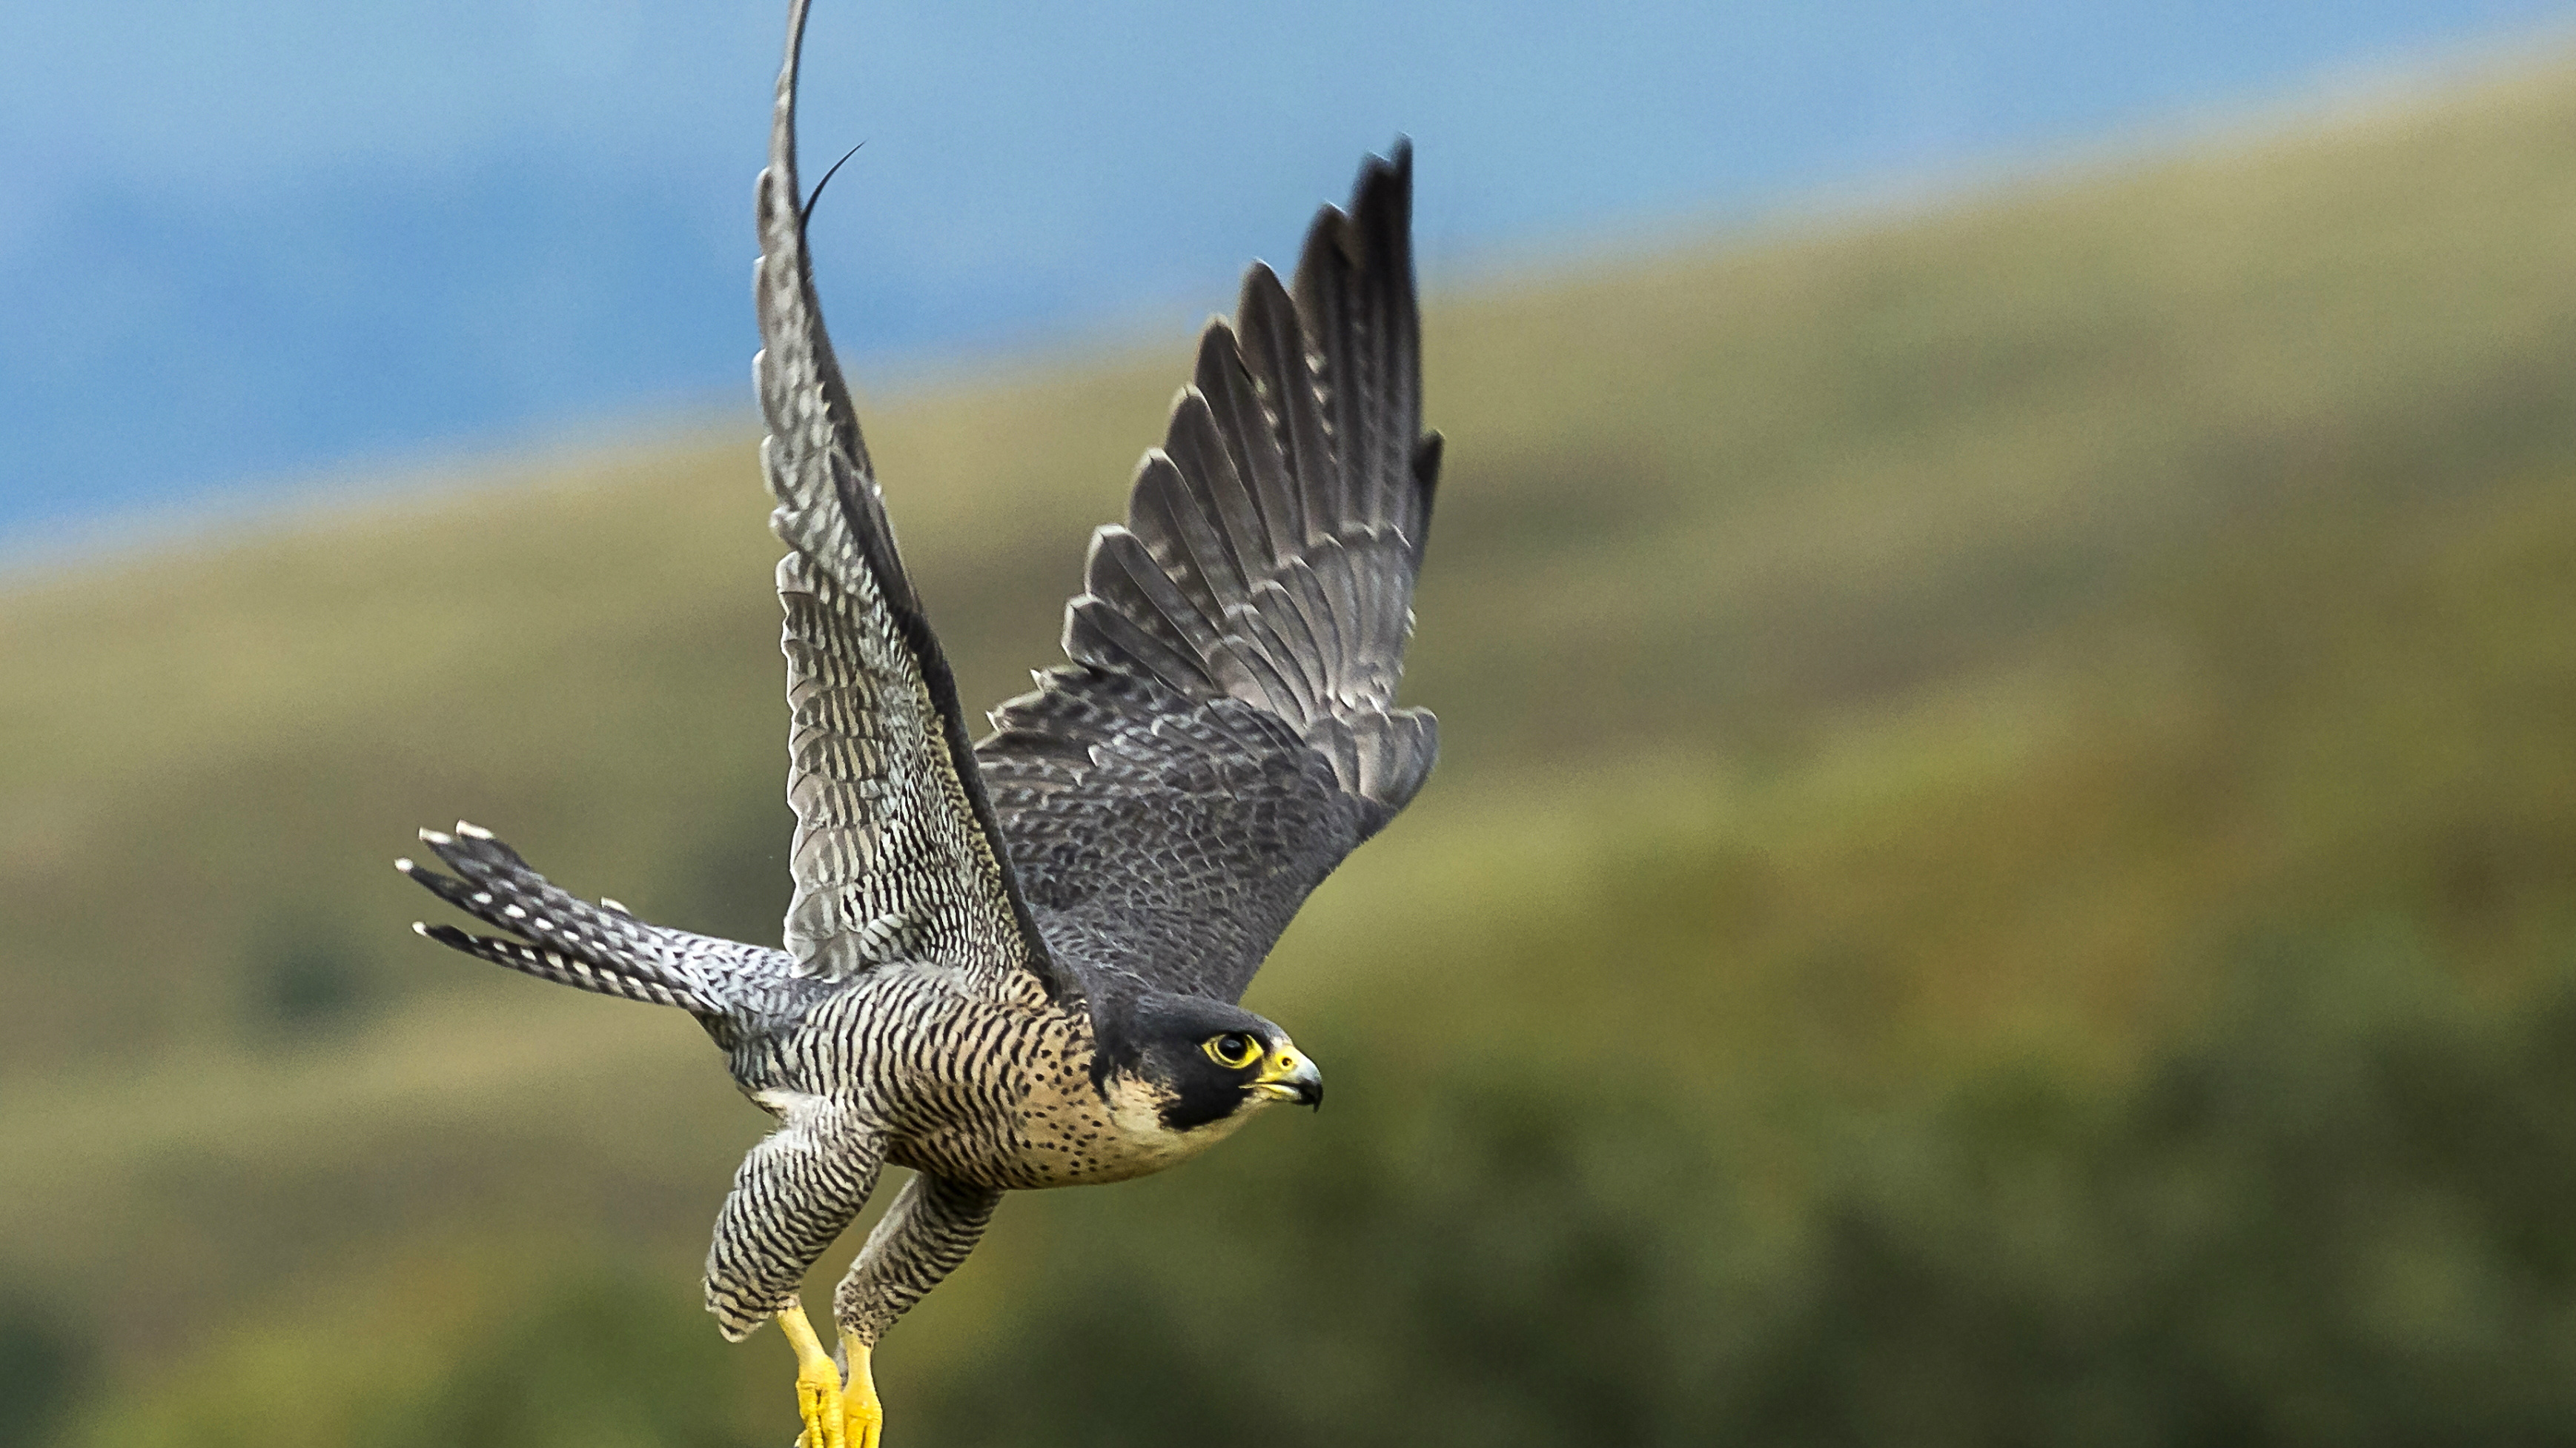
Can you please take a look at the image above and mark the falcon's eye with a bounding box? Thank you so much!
[1203,1032,1261,1069]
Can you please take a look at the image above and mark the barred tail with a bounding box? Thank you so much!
[397,821,718,1012]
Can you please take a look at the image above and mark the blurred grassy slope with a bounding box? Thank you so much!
[5,47,2576,1448]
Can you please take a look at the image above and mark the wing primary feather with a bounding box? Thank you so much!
[1408,432,1443,565]
[1099,521,1231,671]
[1279,554,1351,699]
[1126,448,1233,632]
[1165,387,1266,594]
[1235,265,1325,545]
[1193,322,1299,571]
[1291,204,1363,527]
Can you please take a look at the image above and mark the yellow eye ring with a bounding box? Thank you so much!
[1203,1032,1260,1069]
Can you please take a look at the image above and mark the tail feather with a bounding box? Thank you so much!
[398,821,719,1013]
[411,921,705,1009]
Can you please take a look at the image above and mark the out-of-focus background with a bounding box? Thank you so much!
[9,1,2576,1443]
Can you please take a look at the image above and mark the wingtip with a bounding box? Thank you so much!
[1357,141,1414,236]
[456,820,494,840]
[410,921,431,937]
[419,828,453,847]
[771,0,814,180]
[394,857,416,874]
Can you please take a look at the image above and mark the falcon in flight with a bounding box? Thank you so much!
[398,1,1439,1444]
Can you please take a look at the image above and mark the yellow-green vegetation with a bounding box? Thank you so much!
[9,48,2576,1448]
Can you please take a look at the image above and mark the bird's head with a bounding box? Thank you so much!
[1096,993,1322,1134]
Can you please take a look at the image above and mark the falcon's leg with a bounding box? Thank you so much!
[835,1341,882,1448]
[699,1103,882,1448]
[828,1173,1006,1448]
[781,1299,850,1448]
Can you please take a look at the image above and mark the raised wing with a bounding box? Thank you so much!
[757,0,1054,994]
[978,145,1442,1005]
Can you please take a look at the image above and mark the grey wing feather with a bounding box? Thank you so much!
[757,0,1056,995]
[979,144,1441,1004]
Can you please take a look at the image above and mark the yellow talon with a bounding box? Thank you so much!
[780,1301,847,1448]
[847,1342,883,1448]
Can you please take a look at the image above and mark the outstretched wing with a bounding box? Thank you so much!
[979,145,1442,1005]
[757,0,1055,994]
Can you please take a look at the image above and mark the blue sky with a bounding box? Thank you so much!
[5,0,2574,549]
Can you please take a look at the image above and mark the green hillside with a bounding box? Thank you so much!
[7,49,2576,1448]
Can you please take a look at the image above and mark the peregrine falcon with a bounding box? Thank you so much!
[395,1,1439,1444]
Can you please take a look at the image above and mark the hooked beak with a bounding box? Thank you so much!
[1250,1048,1324,1111]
